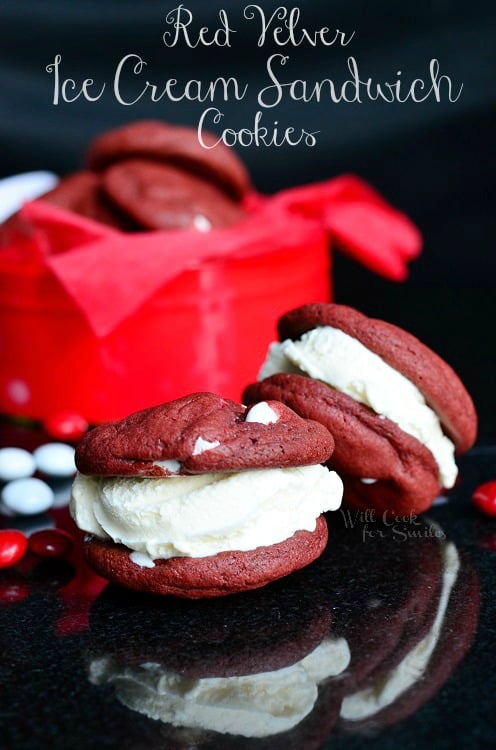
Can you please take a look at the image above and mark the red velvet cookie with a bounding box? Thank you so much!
[101,159,246,231]
[41,171,138,230]
[72,393,341,598]
[35,120,249,231]
[84,516,328,599]
[86,119,251,201]
[244,303,477,514]
[75,391,334,476]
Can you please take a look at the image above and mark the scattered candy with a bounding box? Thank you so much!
[33,443,76,477]
[29,529,73,559]
[0,529,28,569]
[0,447,36,482]
[472,481,496,517]
[1,478,55,515]
[43,411,89,441]
[0,570,31,603]
[477,531,496,552]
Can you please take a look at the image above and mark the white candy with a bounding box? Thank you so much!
[0,447,36,481]
[33,443,76,477]
[2,478,55,515]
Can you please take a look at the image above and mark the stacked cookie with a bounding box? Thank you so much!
[244,303,477,514]
[41,120,250,231]
[70,303,477,597]
[71,392,342,598]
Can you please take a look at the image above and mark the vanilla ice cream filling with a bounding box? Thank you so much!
[70,465,343,560]
[259,326,457,488]
[340,541,460,721]
[89,637,350,738]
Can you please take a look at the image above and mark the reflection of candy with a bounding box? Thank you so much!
[0,447,35,481]
[2,477,54,515]
[0,529,28,569]
[0,569,30,602]
[29,558,76,590]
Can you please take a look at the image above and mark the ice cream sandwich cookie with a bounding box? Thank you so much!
[70,393,343,597]
[244,303,477,514]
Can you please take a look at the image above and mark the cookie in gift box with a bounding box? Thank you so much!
[244,302,477,514]
[0,118,422,426]
[43,120,250,231]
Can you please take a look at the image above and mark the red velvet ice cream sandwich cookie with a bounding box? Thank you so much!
[70,393,343,598]
[277,303,476,453]
[244,303,477,514]
[101,159,246,231]
[86,119,251,201]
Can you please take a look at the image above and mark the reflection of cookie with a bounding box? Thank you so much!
[88,566,334,678]
[323,516,443,691]
[71,393,343,598]
[83,516,329,598]
[102,159,246,231]
[339,544,479,732]
[86,119,251,200]
[87,557,348,748]
[245,303,477,514]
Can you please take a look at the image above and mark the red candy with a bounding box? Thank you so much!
[29,529,73,559]
[0,570,31,603]
[0,530,28,569]
[43,411,89,441]
[472,481,496,517]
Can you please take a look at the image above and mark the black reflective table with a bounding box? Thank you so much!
[1,423,495,750]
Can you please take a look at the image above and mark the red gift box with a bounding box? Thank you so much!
[0,175,421,424]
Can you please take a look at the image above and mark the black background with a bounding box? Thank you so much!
[1,0,495,435]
